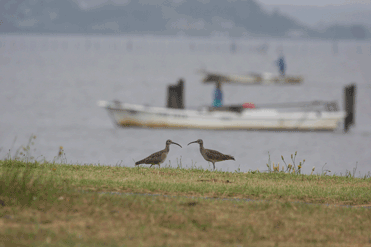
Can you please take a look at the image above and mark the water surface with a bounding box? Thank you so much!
[1,35,370,175]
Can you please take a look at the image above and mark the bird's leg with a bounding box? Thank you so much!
[213,162,215,171]
[150,164,153,168]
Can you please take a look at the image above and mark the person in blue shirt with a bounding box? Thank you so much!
[277,54,286,77]
[213,82,223,107]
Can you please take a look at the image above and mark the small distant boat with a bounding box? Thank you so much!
[200,69,303,85]
[97,79,355,132]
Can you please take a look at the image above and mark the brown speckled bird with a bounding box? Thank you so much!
[188,139,235,170]
[135,140,182,168]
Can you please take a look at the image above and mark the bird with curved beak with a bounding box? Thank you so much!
[135,140,182,168]
[188,139,235,170]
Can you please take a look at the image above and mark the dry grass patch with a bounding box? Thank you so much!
[1,193,371,247]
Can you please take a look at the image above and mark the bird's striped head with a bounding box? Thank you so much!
[188,139,203,146]
[166,139,182,148]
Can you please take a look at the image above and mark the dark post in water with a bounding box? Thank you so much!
[344,84,356,132]
[167,78,184,109]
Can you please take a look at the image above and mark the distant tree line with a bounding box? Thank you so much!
[0,0,368,39]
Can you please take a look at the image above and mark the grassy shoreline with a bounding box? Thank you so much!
[1,159,371,246]
[2,159,371,205]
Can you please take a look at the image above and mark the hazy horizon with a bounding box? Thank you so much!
[73,0,371,29]
[1,0,370,39]
[258,0,371,28]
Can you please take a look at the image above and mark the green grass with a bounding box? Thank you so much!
[0,163,71,208]
[1,159,371,246]
[1,159,371,206]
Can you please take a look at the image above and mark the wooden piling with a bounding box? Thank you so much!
[344,84,356,132]
[167,79,184,109]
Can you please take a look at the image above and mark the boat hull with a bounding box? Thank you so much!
[98,101,346,131]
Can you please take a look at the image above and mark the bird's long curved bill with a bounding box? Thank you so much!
[187,141,198,146]
[171,141,182,148]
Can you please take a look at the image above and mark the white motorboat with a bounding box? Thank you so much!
[97,80,355,132]
[97,100,346,131]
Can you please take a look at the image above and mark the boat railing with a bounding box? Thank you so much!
[205,101,339,113]
[255,100,323,108]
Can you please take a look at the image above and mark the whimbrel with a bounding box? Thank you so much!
[188,139,234,170]
[135,140,182,168]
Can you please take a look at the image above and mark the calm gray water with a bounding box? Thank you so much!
[1,34,370,175]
